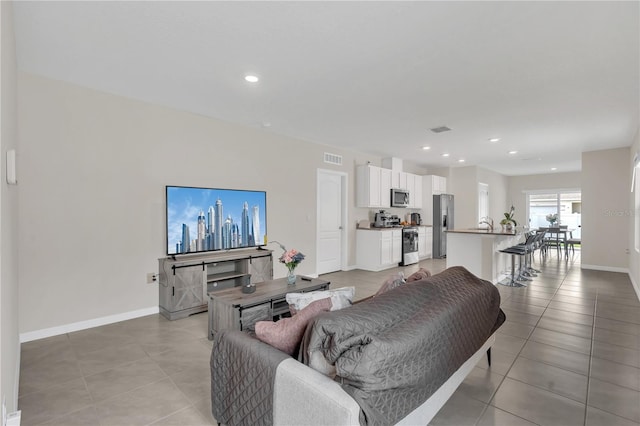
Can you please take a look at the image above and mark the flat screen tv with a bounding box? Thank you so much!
[166,185,267,255]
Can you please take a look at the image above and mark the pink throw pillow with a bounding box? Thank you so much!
[406,268,432,282]
[255,298,332,355]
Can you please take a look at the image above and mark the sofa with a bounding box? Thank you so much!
[210,266,505,426]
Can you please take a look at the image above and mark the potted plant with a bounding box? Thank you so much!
[500,206,517,231]
[546,213,558,226]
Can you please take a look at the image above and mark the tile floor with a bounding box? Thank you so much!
[18,250,640,425]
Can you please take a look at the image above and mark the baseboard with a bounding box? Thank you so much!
[581,264,630,274]
[12,343,20,411]
[342,264,357,271]
[630,272,640,302]
[19,306,159,343]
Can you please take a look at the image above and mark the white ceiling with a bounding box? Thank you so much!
[11,1,640,176]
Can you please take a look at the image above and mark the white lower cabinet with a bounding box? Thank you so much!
[357,229,402,271]
[418,226,433,259]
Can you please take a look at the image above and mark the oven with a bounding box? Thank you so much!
[400,227,419,266]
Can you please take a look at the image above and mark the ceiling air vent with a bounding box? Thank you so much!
[430,126,452,133]
[324,152,343,166]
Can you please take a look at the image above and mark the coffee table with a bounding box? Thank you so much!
[207,276,330,340]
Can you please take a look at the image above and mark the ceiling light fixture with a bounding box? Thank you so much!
[442,153,450,157]
[422,146,431,150]
[508,150,518,155]
[551,167,558,171]
[458,159,465,163]
[244,75,259,83]
[489,138,500,143]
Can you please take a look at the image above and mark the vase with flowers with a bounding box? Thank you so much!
[546,213,558,226]
[500,205,517,232]
[279,248,305,285]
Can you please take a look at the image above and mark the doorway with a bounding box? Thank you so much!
[316,169,347,275]
[527,190,582,239]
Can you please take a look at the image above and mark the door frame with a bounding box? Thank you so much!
[316,168,349,274]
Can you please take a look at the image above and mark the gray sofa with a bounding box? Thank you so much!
[210,266,505,426]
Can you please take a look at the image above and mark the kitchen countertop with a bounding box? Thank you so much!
[446,228,522,236]
[358,225,433,230]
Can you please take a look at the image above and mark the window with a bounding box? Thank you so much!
[527,190,581,239]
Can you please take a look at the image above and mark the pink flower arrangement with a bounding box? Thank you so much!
[279,249,305,272]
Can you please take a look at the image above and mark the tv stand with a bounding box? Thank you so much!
[158,248,273,320]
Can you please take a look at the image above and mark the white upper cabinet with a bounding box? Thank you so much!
[356,165,382,208]
[380,168,392,208]
[357,164,426,209]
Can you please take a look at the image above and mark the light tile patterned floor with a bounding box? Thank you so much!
[18,251,640,425]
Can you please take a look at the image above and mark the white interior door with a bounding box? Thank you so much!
[317,170,345,274]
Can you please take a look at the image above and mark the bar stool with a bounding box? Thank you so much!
[499,245,528,287]
[512,233,539,279]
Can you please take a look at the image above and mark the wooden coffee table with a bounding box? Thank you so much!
[207,276,330,340]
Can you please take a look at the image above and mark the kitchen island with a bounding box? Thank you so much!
[446,228,526,284]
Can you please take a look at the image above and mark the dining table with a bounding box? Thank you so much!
[538,227,575,257]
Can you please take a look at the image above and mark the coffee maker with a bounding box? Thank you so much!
[374,210,391,227]
[410,212,422,225]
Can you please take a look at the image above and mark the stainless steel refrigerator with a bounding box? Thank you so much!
[433,194,454,259]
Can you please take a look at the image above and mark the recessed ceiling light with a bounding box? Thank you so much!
[244,75,259,83]
[508,150,518,155]
[551,167,557,171]
[442,153,450,157]
[422,146,431,150]
[489,138,500,143]
[458,159,465,163]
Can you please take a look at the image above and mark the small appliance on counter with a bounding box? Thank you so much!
[388,215,401,227]
[374,210,391,228]
[373,211,402,228]
[410,213,422,225]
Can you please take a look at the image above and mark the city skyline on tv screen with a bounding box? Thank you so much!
[166,186,267,255]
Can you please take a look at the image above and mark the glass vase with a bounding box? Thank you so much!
[287,267,297,285]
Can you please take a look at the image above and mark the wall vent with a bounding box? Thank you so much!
[430,126,452,133]
[324,152,343,166]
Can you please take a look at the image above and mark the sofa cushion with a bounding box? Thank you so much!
[255,297,332,355]
[286,286,354,315]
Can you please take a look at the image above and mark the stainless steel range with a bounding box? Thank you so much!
[400,227,419,266]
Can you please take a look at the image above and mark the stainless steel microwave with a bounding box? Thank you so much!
[391,188,410,207]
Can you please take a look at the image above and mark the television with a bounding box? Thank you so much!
[166,185,267,255]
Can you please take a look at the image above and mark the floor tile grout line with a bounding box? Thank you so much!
[481,252,579,424]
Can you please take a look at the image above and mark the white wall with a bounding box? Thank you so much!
[449,166,479,229]
[478,167,509,226]
[582,148,630,271]
[630,129,640,295]
[17,73,433,336]
[448,166,509,229]
[18,73,333,333]
[507,171,582,228]
[1,0,21,413]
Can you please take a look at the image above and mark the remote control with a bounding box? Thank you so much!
[301,276,312,281]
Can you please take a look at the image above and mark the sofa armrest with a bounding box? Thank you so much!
[273,359,360,426]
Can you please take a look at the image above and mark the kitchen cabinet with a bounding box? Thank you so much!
[356,229,402,271]
[413,176,423,208]
[358,165,424,210]
[418,227,433,259]
[357,165,395,208]
[422,175,448,225]
[380,168,392,208]
[356,165,382,207]
[405,173,423,208]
